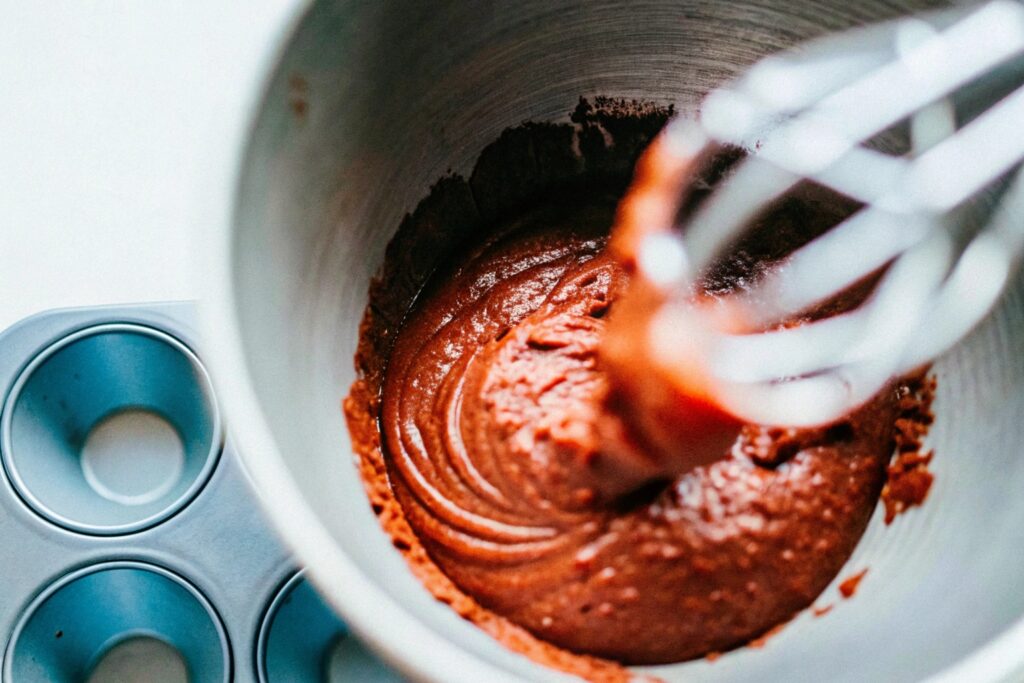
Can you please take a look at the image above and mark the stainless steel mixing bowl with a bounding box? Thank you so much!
[205,1,1024,680]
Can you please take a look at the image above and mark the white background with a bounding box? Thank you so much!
[1,1,299,330]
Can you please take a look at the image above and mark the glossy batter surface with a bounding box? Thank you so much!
[345,101,931,674]
[377,188,898,664]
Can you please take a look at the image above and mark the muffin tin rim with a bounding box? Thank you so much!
[255,568,308,683]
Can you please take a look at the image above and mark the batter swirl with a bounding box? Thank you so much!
[347,101,927,673]
[378,190,898,663]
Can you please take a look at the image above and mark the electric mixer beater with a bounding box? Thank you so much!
[615,0,1024,429]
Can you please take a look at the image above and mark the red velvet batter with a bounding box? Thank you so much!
[344,99,933,676]
[378,188,899,664]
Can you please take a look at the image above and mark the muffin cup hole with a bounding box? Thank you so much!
[258,571,401,682]
[3,562,230,682]
[86,636,188,683]
[1,324,222,535]
[80,409,186,507]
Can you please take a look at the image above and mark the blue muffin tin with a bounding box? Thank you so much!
[0,302,401,682]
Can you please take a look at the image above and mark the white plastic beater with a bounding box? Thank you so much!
[643,0,1024,427]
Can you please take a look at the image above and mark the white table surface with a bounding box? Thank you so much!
[1,1,299,331]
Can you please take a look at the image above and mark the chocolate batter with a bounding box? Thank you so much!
[345,99,934,676]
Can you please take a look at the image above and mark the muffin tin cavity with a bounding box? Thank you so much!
[3,561,230,682]
[1,324,221,535]
[258,571,403,682]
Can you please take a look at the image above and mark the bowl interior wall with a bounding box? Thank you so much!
[233,1,1024,680]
